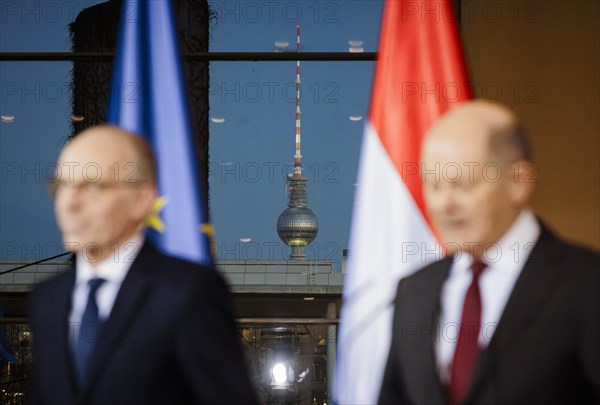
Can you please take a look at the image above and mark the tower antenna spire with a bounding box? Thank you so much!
[294,24,302,177]
[277,25,319,260]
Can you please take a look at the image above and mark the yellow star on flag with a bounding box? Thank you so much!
[144,196,168,232]
[200,223,215,237]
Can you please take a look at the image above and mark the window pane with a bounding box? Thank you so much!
[0,62,71,260]
[208,1,383,52]
[209,61,373,266]
[0,1,383,53]
[0,1,106,52]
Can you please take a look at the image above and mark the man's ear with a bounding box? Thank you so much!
[508,160,536,205]
[135,183,159,221]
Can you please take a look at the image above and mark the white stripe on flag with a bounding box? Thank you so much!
[336,121,439,404]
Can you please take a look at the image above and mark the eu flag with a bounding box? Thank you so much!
[108,0,213,267]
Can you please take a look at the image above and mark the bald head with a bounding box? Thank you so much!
[60,125,157,185]
[53,125,158,264]
[421,101,535,259]
[425,100,531,165]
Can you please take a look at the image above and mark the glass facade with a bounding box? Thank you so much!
[240,324,333,405]
[1,2,382,404]
[1,323,30,405]
[0,321,336,405]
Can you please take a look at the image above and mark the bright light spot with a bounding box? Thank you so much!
[1,115,15,123]
[70,115,85,122]
[349,116,363,121]
[349,46,364,53]
[348,40,364,47]
[211,117,225,124]
[274,41,289,49]
[240,237,252,243]
[272,363,287,384]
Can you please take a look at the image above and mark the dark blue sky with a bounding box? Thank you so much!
[0,1,384,268]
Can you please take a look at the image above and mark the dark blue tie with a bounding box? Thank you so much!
[75,278,106,384]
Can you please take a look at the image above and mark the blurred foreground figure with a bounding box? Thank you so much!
[29,126,257,405]
[379,101,599,405]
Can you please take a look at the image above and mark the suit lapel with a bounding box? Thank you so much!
[428,260,453,405]
[76,243,157,402]
[408,257,452,405]
[464,226,566,403]
[54,268,80,398]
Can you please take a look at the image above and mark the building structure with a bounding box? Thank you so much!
[276,26,319,261]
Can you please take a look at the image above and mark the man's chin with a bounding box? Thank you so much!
[62,237,86,253]
[440,236,479,255]
[441,242,461,256]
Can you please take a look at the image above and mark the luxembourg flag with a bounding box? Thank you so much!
[335,1,471,403]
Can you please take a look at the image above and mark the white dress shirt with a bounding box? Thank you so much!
[435,209,540,383]
[68,234,144,346]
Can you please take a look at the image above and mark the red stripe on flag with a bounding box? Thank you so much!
[369,0,472,225]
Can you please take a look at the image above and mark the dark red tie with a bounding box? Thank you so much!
[449,260,487,405]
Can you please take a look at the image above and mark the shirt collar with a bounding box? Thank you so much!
[451,209,541,274]
[491,208,540,268]
[75,234,145,286]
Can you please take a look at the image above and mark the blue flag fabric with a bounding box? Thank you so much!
[0,301,18,363]
[108,0,213,267]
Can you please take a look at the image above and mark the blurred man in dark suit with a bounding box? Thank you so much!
[379,101,599,405]
[29,126,258,405]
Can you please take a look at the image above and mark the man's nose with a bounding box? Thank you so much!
[57,184,83,209]
[439,187,459,213]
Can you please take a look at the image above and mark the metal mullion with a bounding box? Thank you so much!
[0,52,377,62]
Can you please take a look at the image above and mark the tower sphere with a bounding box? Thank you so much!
[277,207,319,247]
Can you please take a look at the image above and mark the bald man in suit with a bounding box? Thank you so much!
[378,101,600,405]
[29,126,258,405]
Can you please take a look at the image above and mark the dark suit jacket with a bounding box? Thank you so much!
[29,242,258,405]
[379,226,600,405]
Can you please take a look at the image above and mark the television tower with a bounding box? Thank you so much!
[276,25,319,260]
